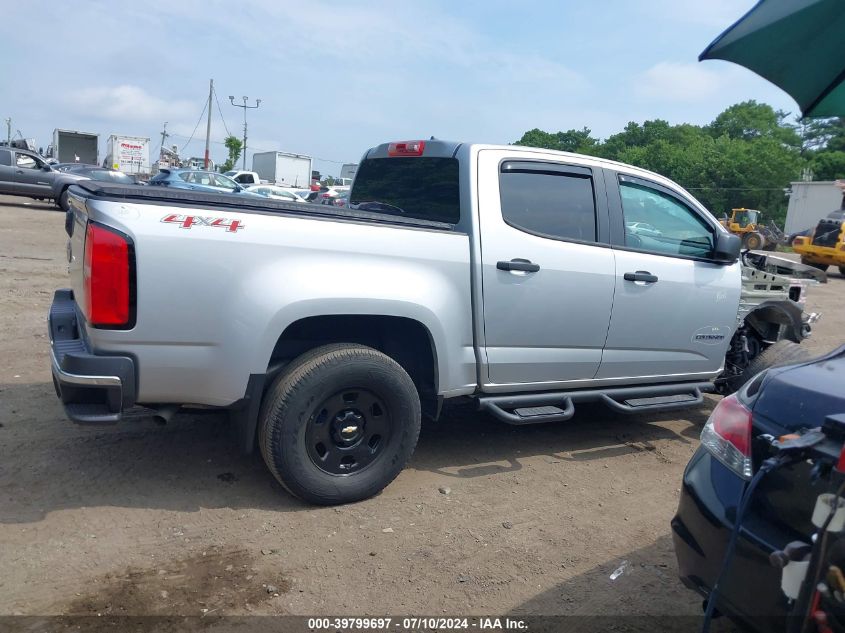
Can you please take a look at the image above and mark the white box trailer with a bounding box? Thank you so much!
[104,135,150,175]
[785,181,844,234]
[340,163,358,181]
[252,151,312,187]
[52,129,98,165]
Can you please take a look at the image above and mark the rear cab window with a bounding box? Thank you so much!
[350,157,460,224]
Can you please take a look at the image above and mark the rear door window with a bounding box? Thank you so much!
[498,166,597,243]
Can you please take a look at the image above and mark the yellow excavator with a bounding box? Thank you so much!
[719,208,786,251]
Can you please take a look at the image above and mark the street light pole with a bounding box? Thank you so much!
[228,95,261,170]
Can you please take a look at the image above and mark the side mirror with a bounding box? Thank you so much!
[713,232,741,263]
[41,164,52,172]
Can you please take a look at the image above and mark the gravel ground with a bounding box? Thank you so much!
[0,194,842,630]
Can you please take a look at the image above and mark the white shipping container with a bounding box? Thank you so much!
[52,129,99,164]
[105,135,150,174]
[785,181,844,234]
[252,151,312,187]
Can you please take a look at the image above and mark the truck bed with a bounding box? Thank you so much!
[70,183,455,231]
[63,181,477,408]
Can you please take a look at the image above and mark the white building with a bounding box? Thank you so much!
[785,181,843,234]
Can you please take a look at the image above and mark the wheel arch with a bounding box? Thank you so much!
[744,300,805,344]
[233,313,441,456]
[266,313,440,415]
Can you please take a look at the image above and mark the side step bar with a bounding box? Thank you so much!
[477,381,713,425]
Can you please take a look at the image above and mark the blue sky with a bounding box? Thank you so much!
[1,1,796,177]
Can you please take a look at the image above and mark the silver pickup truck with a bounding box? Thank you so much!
[49,139,821,504]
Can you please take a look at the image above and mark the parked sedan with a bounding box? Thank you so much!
[149,169,258,195]
[672,342,845,630]
[625,221,663,238]
[332,190,350,207]
[246,185,307,203]
[53,166,135,210]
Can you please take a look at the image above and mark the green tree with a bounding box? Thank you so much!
[513,127,597,153]
[219,135,243,173]
[707,100,800,148]
[513,102,803,225]
[810,151,845,180]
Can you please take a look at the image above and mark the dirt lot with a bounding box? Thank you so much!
[0,194,843,629]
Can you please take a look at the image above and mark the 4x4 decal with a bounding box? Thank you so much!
[161,214,244,232]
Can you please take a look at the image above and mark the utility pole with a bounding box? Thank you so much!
[204,79,213,170]
[229,95,261,170]
[4,118,10,147]
[159,122,169,161]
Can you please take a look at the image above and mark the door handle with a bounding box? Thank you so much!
[15,170,23,174]
[624,271,658,283]
[497,259,540,273]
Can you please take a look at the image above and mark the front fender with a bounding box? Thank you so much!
[745,300,805,343]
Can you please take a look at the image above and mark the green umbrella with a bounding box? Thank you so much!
[700,0,845,117]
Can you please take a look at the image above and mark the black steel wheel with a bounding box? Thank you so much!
[305,388,392,475]
[259,343,421,505]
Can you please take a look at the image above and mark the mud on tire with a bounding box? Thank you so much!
[258,343,421,505]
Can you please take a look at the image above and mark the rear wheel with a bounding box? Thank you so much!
[258,343,421,505]
[739,340,812,385]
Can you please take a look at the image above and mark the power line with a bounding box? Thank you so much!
[168,133,349,164]
[180,100,209,153]
[211,85,231,138]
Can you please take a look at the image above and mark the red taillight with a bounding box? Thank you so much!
[712,394,752,455]
[700,393,753,478]
[83,222,132,328]
[387,140,425,157]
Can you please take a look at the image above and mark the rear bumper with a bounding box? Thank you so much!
[671,448,791,631]
[49,289,136,424]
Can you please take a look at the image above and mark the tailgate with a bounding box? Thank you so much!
[65,188,90,310]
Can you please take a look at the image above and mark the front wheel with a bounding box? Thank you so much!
[738,340,812,386]
[839,266,845,277]
[258,344,421,505]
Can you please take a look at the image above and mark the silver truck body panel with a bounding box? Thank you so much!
[475,148,616,384]
[73,196,476,405]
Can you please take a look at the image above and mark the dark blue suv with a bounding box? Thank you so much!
[672,342,845,630]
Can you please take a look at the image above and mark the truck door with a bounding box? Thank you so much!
[0,149,18,193]
[596,173,741,380]
[477,149,616,388]
[13,151,53,196]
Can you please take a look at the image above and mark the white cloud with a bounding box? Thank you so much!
[634,62,727,102]
[67,85,195,123]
